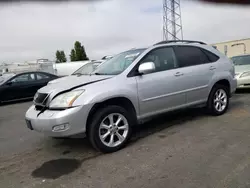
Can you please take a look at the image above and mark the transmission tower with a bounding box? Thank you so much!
[163,0,183,40]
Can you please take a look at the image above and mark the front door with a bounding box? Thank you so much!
[2,73,37,101]
[0,82,21,101]
[135,47,186,118]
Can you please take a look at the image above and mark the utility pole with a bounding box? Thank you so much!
[163,0,183,40]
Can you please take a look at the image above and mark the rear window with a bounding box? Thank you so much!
[37,73,50,80]
[174,46,210,67]
[202,49,219,62]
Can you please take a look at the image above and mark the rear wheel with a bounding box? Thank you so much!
[207,84,229,116]
[88,105,133,153]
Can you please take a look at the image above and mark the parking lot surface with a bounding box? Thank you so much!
[1,92,250,188]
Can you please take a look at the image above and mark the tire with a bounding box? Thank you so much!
[88,105,133,153]
[207,84,229,116]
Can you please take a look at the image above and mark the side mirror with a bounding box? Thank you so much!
[138,62,155,75]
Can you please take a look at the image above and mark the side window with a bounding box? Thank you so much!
[140,47,177,73]
[202,49,219,62]
[174,46,210,68]
[11,73,36,83]
[37,73,49,80]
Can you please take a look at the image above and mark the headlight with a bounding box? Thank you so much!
[240,71,250,78]
[49,90,84,108]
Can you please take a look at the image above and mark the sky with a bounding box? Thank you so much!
[0,0,250,63]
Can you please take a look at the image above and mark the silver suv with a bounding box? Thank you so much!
[25,40,237,153]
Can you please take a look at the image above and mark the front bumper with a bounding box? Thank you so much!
[25,104,91,137]
[236,76,250,89]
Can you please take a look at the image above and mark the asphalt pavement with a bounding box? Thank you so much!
[1,91,250,188]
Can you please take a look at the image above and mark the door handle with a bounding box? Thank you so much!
[209,66,216,70]
[174,72,184,77]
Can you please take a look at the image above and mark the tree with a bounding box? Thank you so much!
[70,41,89,61]
[55,50,67,63]
[70,49,76,62]
[55,50,60,63]
[60,51,67,62]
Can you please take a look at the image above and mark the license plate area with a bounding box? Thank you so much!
[26,119,33,130]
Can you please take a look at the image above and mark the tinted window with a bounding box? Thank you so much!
[140,47,177,73]
[37,73,49,80]
[11,73,36,83]
[174,46,210,67]
[203,49,219,62]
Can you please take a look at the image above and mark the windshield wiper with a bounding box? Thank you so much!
[93,73,107,75]
[73,73,89,76]
[72,73,81,75]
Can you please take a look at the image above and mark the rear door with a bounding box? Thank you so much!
[173,45,219,104]
[135,46,187,118]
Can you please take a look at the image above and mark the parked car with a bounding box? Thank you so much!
[47,60,103,85]
[231,54,250,88]
[0,71,58,103]
[53,61,90,77]
[25,40,237,153]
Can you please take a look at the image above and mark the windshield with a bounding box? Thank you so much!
[0,77,4,85]
[93,49,146,75]
[0,74,15,85]
[72,62,101,75]
[231,55,250,66]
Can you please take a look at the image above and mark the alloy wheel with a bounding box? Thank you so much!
[98,113,129,147]
[213,89,227,112]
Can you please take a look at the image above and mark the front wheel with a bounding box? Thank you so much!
[88,105,133,153]
[207,84,229,116]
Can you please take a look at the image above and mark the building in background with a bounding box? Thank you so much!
[212,38,250,57]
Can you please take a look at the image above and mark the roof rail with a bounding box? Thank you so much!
[154,40,207,46]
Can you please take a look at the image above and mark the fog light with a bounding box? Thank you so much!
[52,123,70,132]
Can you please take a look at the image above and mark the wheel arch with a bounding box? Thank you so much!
[209,79,231,97]
[86,97,138,135]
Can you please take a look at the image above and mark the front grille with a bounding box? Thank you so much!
[34,93,48,104]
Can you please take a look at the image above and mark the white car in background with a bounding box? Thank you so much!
[102,55,113,60]
[53,61,89,77]
[48,60,103,85]
[231,54,250,88]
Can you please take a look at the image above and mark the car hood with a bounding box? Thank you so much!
[234,65,250,74]
[38,75,113,97]
[48,75,78,84]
